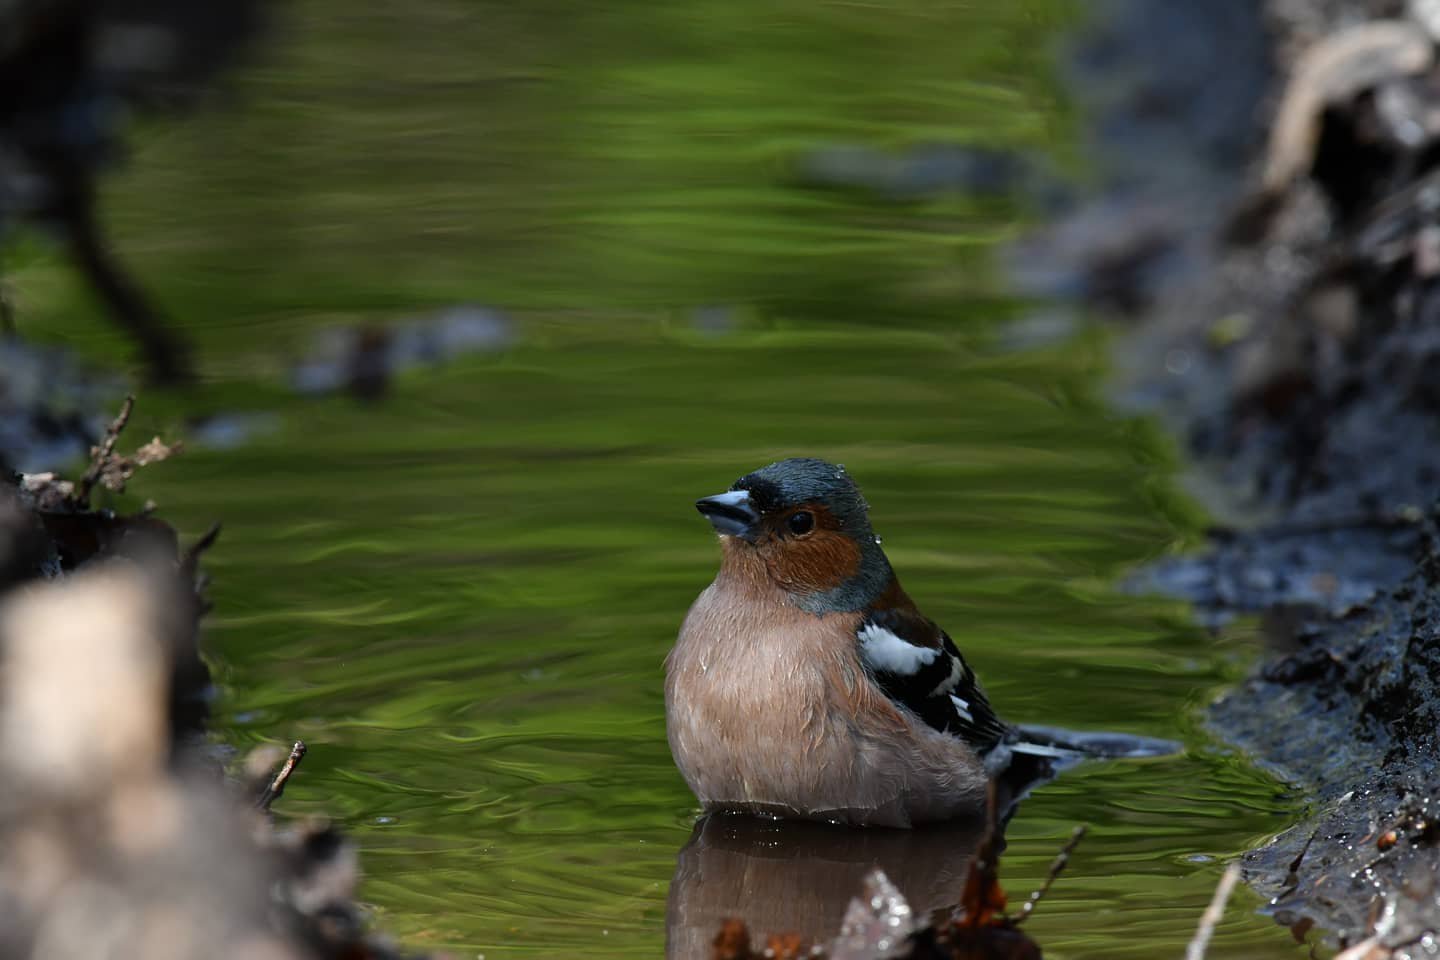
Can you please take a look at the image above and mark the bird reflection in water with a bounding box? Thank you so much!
[665,759,1051,959]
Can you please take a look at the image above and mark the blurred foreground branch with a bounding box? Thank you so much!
[0,422,435,959]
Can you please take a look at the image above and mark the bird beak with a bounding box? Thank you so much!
[696,490,761,541]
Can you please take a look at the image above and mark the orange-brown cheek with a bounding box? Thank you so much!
[764,532,862,594]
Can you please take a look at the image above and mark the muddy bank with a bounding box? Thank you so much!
[1034,0,1440,954]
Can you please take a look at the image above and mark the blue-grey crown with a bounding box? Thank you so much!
[732,458,890,613]
[733,458,869,529]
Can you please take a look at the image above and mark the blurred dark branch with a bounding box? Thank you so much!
[53,164,192,383]
[0,0,268,382]
[182,522,222,573]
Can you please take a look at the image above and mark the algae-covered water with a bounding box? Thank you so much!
[12,2,1304,956]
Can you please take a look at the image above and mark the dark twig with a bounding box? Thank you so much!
[182,522,222,573]
[183,523,222,616]
[77,394,135,505]
[1278,828,1319,898]
[56,164,193,383]
[1186,862,1242,960]
[1015,825,1087,924]
[256,740,307,813]
[955,780,1008,929]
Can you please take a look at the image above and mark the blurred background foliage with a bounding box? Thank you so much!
[14,0,1075,370]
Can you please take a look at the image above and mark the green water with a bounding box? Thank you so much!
[12,2,1305,956]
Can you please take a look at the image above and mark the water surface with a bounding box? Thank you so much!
[15,2,1303,956]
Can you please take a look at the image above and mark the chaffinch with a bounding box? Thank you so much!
[666,457,1137,828]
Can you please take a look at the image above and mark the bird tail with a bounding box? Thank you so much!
[1010,724,1179,763]
[981,724,1179,807]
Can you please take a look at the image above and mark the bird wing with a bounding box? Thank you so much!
[855,607,1011,754]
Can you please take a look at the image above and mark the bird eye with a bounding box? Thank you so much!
[787,511,815,536]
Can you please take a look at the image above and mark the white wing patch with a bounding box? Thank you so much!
[858,623,939,675]
[949,694,975,724]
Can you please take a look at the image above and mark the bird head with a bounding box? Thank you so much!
[695,457,892,613]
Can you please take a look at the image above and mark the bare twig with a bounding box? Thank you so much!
[1015,825,1087,924]
[256,740,307,813]
[1186,863,1242,960]
[77,394,135,505]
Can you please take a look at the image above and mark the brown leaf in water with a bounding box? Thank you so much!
[927,784,1040,959]
[765,932,811,960]
[954,846,1007,932]
[713,918,755,960]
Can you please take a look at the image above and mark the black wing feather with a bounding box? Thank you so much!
[857,608,1010,753]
